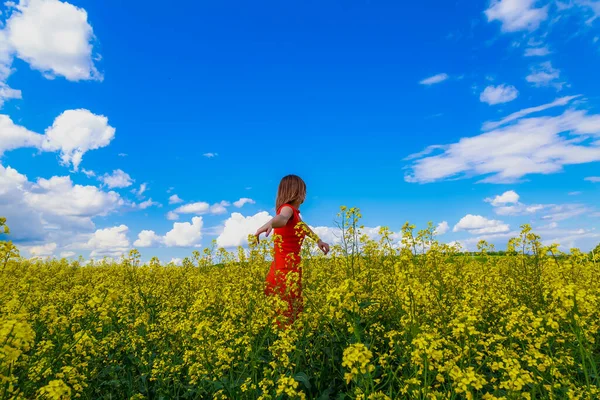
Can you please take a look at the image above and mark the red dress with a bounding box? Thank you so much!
[264,203,306,325]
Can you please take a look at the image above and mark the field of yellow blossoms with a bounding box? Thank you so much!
[1,208,599,399]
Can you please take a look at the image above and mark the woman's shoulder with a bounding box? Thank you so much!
[277,203,299,214]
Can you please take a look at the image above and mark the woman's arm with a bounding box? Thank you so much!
[302,222,330,255]
[254,206,294,242]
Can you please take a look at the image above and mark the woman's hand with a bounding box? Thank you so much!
[255,222,273,243]
[317,240,330,255]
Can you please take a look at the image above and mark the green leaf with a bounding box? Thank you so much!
[294,372,311,389]
[317,387,333,400]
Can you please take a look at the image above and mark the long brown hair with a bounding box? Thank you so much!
[275,175,306,210]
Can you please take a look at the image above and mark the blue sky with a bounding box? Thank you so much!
[0,0,599,261]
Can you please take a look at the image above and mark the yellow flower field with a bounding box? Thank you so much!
[1,209,599,399]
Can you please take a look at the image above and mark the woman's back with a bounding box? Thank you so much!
[273,203,305,261]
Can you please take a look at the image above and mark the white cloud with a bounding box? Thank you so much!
[216,211,272,248]
[405,103,600,184]
[170,257,182,265]
[81,168,95,178]
[138,198,160,210]
[540,226,600,251]
[0,82,21,108]
[0,164,125,249]
[100,169,133,189]
[485,0,549,32]
[311,226,343,245]
[480,84,519,105]
[542,204,589,221]
[568,191,582,196]
[42,109,115,171]
[524,46,551,57]
[3,0,102,81]
[174,201,209,215]
[170,200,231,220]
[25,175,123,227]
[0,114,43,155]
[0,110,116,172]
[210,200,230,215]
[132,183,147,197]
[169,194,183,204]
[203,152,218,158]
[453,214,510,234]
[434,221,449,235]
[60,251,76,258]
[233,197,255,208]
[484,191,591,222]
[133,230,162,247]
[526,62,563,90]
[419,73,448,85]
[585,176,600,182]
[483,95,580,131]
[163,217,203,247]
[87,225,130,257]
[28,242,57,257]
[485,190,520,206]
[134,217,204,248]
[493,203,545,216]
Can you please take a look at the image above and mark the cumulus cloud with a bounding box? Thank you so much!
[210,201,230,215]
[216,212,272,248]
[81,168,95,178]
[100,169,133,189]
[485,0,548,32]
[163,217,203,247]
[434,221,450,235]
[480,84,519,105]
[137,198,161,210]
[87,225,130,257]
[168,194,183,204]
[405,99,600,184]
[25,175,123,227]
[0,109,118,171]
[42,109,115,171]
[0,163,124,251]
[585,176,600,182]
[453,215,510,234]
[170,200,232,220]
[419,73,449,85]
[0,114,43,155]
[485,190,520,206]
[3,0,102,81]
[27,242,57,257]
[0,0,101,108]
[134,217,204,248]
[166,211,179,221]
[174,201,210,215]
[484,190,592,222]
[0,82,22,108]
[133,230,162,247]
[233,197,255,208]
[484,190,536,215]
[311,226,343,245]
